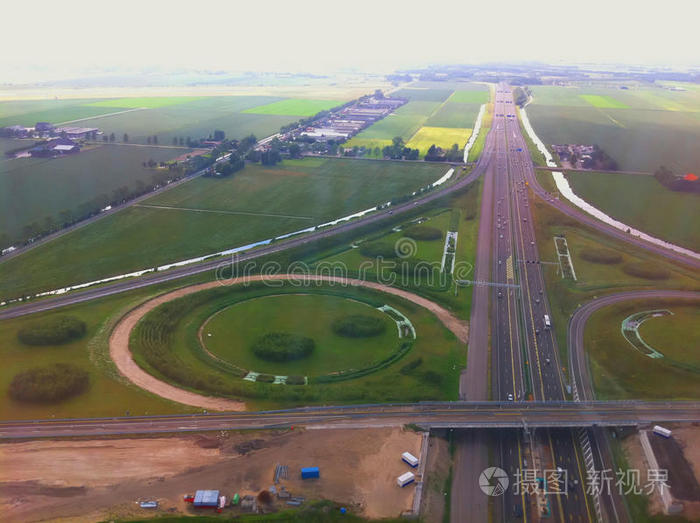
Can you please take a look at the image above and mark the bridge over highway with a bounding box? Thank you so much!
[2,401,698,439]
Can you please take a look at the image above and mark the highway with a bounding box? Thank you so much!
[1,401,698,439]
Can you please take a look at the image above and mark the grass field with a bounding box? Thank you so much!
[565,171,700,252]
[426,102,481,128]
[131,282,464,408]
[406,126,471,154]
[448,90,490,104]
[315,179,481,320]
[527,84,700,174]
[87,97,204,109]
[0,158,446,299]
[0,98,137,127]
[242,98,343,116]
[585,298,700,399]
[0,142,189,240]
[203,294,398,376]
[0,282,200,420]
[391,88,454,102]
[579,94,629,109]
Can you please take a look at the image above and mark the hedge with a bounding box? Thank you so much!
[251,332,315,362]
[17,316,86,346]
[9,363,89,402]
[332,315,386,338]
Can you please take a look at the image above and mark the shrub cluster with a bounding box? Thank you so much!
[579,248,622,265]
[251,332,315,362]
[9,363,89,402]
[359,241,397,259]
[622,262,670,281]
[17,316,87,346]
[400,357,423,375]
[404,225,442,241]
[332,315,386,338]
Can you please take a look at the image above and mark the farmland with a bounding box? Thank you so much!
[526,84,700,174]
[0,142,189,241]
[0,158,447,299]
[406,126,472,154]
[242,98,344,116]
[585,297,700,399]
[566,171,700,252]
[87,97,204,109]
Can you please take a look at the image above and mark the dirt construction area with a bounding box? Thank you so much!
[0,426,422,522]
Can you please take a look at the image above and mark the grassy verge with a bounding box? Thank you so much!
[585,297,699,399]
[529,196,699,389]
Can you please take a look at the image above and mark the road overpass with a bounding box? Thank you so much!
[1,401,698,439]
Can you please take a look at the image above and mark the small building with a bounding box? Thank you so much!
[193,489,220,508]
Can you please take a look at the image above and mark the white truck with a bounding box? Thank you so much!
[397,472,416,487]
[544,314,551,329]
[653,425,672,438]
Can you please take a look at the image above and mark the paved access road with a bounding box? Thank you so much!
[569,290,700,403]
[1,401,698,439]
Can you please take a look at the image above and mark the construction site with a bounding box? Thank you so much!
[0,426,431,522]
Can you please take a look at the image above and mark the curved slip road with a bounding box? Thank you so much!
[569,289,700,402]
[109,274,469,411]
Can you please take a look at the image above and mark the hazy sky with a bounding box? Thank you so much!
[4,0,698,81]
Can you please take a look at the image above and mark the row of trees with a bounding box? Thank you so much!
[655,166,700,193]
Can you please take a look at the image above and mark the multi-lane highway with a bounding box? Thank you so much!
[1,401,698,439]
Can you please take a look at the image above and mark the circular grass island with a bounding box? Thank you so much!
[201,294,398,378]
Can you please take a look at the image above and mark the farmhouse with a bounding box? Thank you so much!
[29,137,81,157]
[35,122,54,133]
[54,126,100,139]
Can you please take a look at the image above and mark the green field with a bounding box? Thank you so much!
[87,97,204,109]
[579,94,629,109]
[130,281,464,408]
[406,126,471,154]
[0,98,138,127]
[448,90,490,104]
[0,282,199,420]
[566,171,700,251]
[585,298,700,399]
[426,102,481,128]
[0,142,189,240]
[527,84,700,174]
[203,294,398,376]
[0,158,446,299]
[391,88,454,102]
[243,98,343,116]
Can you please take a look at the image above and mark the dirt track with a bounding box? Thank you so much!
[110,274,468,411]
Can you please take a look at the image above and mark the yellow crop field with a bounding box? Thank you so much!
[406,126,472,154]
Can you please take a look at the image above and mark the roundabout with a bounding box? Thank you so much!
[109,275,468,411]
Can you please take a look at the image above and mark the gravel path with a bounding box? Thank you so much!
[109,275,469,411]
